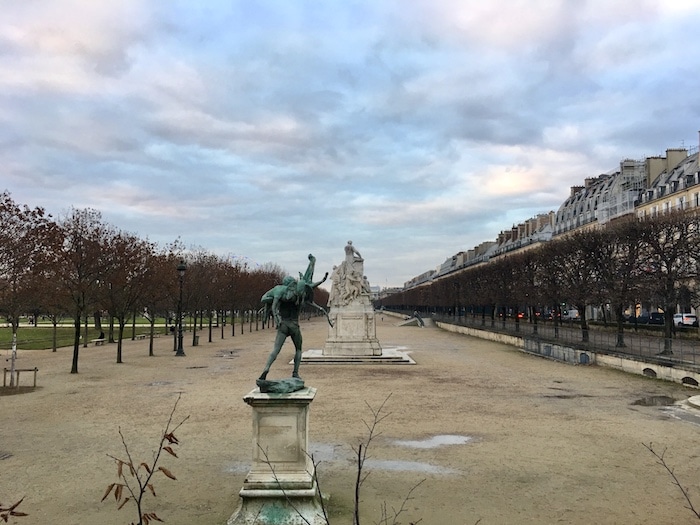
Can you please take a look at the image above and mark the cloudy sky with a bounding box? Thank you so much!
[2,1,700,288]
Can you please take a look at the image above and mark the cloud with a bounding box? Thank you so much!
[2,0,700,287]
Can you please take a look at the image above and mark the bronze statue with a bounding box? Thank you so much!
[258,254,329,383]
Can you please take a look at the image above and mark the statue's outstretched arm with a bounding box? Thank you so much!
[308,301,334,327]
[311,272,329,288]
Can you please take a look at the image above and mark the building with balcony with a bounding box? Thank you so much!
[636,149,699,218]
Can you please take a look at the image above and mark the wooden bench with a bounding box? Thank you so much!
[3,367,38,388]
[91,338,106,346]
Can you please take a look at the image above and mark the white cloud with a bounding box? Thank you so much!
[2,0,700,286]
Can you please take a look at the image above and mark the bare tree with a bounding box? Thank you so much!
[101,230,155,363]
[56,208,110,374]
[542,230,601,342]
[594,217,646,347]
[640,211,700,353]
[0,192,57,383]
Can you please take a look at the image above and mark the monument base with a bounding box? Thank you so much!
[323,339,382,356]
[323,296,383,357]
[228,387,325,524]
[299,347,415,365]
[227,486,327,525]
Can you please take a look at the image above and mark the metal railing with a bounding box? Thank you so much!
[422,312,700,370]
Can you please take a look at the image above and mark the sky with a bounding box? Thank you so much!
[2,0,700,288]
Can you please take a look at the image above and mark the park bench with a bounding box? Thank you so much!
[91,338,106,346]
[3,367,38,388]
[135,334,147,340]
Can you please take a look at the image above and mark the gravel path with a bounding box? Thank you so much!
[2,317,699,524]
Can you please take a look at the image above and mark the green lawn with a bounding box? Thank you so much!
[0,325,167,350]
[1,314,246,350]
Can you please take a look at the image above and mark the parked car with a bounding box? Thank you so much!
[648,313,665,325]
[673,313,698,327]
[561,309,580,320]
[626,314,649,324]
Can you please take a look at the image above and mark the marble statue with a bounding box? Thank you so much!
[329,240,367,307]
[323,241,383,357]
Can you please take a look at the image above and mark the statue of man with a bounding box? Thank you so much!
[259,278,304,380]
[258,254,329,381]
[344,240,362,265]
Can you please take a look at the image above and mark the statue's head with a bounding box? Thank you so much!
[282,276,295,286]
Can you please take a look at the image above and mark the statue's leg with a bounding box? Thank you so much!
[259,328,288,380]
[291,327,303,378]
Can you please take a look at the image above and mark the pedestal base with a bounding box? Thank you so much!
[300,347,415,365]
[323,339,382,356]
[227,485,327,525]
[324,297,382,357]
[228,387,324,524]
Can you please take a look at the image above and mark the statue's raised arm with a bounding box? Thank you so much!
[258,253,332,389]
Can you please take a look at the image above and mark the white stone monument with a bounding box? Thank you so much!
[324,241,382,356]
[227,387,326,525]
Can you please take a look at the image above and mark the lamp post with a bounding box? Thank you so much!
[175,260,187,356]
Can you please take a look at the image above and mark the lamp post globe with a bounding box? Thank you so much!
[175,260,187,356]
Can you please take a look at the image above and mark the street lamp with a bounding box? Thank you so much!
[175,260,187,356]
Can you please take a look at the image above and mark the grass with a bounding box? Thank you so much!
[0,313,257,351]
[0,325,168,351]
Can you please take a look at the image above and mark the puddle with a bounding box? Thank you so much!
[307,443,344,462]
[393,434,473,449]
[146,381,173,387]
[223,461,250,474]
[632,396,676,406]
[661,404,700,427]
[365,459,458,474]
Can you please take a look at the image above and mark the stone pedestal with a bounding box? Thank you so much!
[228,387,326,525]
[324,295,382,356]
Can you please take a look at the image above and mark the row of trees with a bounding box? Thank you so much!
[0,191,325,374]
[378,211,700,351]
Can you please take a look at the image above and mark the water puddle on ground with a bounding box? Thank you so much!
[393,434,474,449]
[659,397,700,427]
[631,396,676,406]
[224,461,250,474]
[365,459,458,474]
[308,443,345,462]
[228,439,473,477]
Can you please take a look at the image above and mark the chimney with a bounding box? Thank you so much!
[570,185,584,197]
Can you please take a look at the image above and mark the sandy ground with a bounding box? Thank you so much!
[2,317,700,525]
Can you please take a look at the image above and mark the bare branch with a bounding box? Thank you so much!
[102,393,187,525]
[643,442,700,520]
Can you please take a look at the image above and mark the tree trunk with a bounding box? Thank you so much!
[52,318,58,352]
[108,314,115,343]
[576,304,589,342]
[93,311,103,336]
[149,317,155,357]
[117,320,125,363]
[8,324,18,387]
[192,312,198,346]
[71,311,81,374]
[614,304,626,347]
